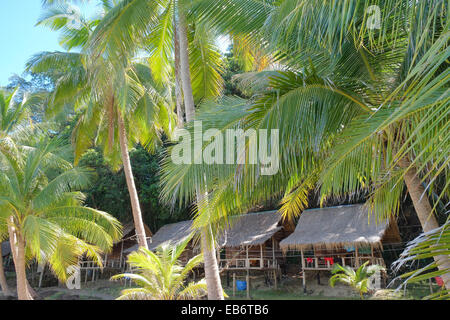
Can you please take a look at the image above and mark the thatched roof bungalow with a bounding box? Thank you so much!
[218,210,294,270]
[123,220,198,264]
[103,221,153,269]
[280,204,400,251]
[279,204,401,291]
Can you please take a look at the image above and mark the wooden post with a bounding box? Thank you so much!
[273,269,278,289]
[119,241,124,269]
[233,273,236,297]
[246,271,250,299]
[246,246,249,269]
[272,238,276,268]
[355,247,360,268]
[301,249,306,293]
[371,245,374,264]
[260,244,263,268]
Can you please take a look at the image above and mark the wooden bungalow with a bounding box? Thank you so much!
[102,222,153,269]
[279,204,401,291]
[218,210,294,271]
[123,220,199,264]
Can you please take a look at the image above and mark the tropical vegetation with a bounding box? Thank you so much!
[329,262,385,299]
[0,0,448,300]
[111,239,207,300]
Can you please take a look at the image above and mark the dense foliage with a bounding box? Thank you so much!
[79,145,191,232]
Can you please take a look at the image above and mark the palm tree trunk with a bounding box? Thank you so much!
[402,162,450,290]
[177,9,195,122]
[176,8,224,300]
[7,224,32,300]
[198,210,224,300]
[173,17,184,127]
[201,232,224,300]
[0,244,11,296]
[117,112,148,249]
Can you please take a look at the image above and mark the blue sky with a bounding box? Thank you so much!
[0,1,98,87]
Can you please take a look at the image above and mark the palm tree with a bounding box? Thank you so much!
[0,138,122,299]
[0,88,47,297]
[88,0,229,299]
[0,88,47,150]
[29,2,176,249]
[188,0,450,289]
[86,0,225,117]
[111,239,207,300]
[329,262,385,299]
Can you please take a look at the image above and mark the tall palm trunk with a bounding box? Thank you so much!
[8,222,32,300]
[177,9,195,123]
[402,161,450,290]
[200,226,224,300]
[176,9,224,299]
[173,17,184,127]
[117,112,148,249]
[0,244,11,296]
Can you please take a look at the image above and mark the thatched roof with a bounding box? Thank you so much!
[280,204,399,250]
[124,220,193,254]
[114,221,153,245]
[1,241,11,257]
[220,210,284,247]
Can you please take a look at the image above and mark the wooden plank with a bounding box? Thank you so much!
[233,273,236,297]
[300,249,306,293]
[260,245,263,268]
[272,238,275,268]
[274,269,277,289]
[355,247,360,268]
[246,272,250,299]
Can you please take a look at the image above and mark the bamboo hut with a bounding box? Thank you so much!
[279,204,401,291]
[123,220,199,264]
[218,210,294,271]
[102,222,153,269]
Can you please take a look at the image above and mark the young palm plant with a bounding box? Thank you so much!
[111,238,207,300]
[0,138,122,299]
[329,262,385,299]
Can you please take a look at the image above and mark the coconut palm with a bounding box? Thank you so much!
[186,0,450,289]
[28,2,176,249]
[0,88,48,150]
[87,0,226,122]
[0,138,122,299]
[111,239,207,300]
[0,88,48,297]
[88,0,232,299]
[329,262,385,299]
